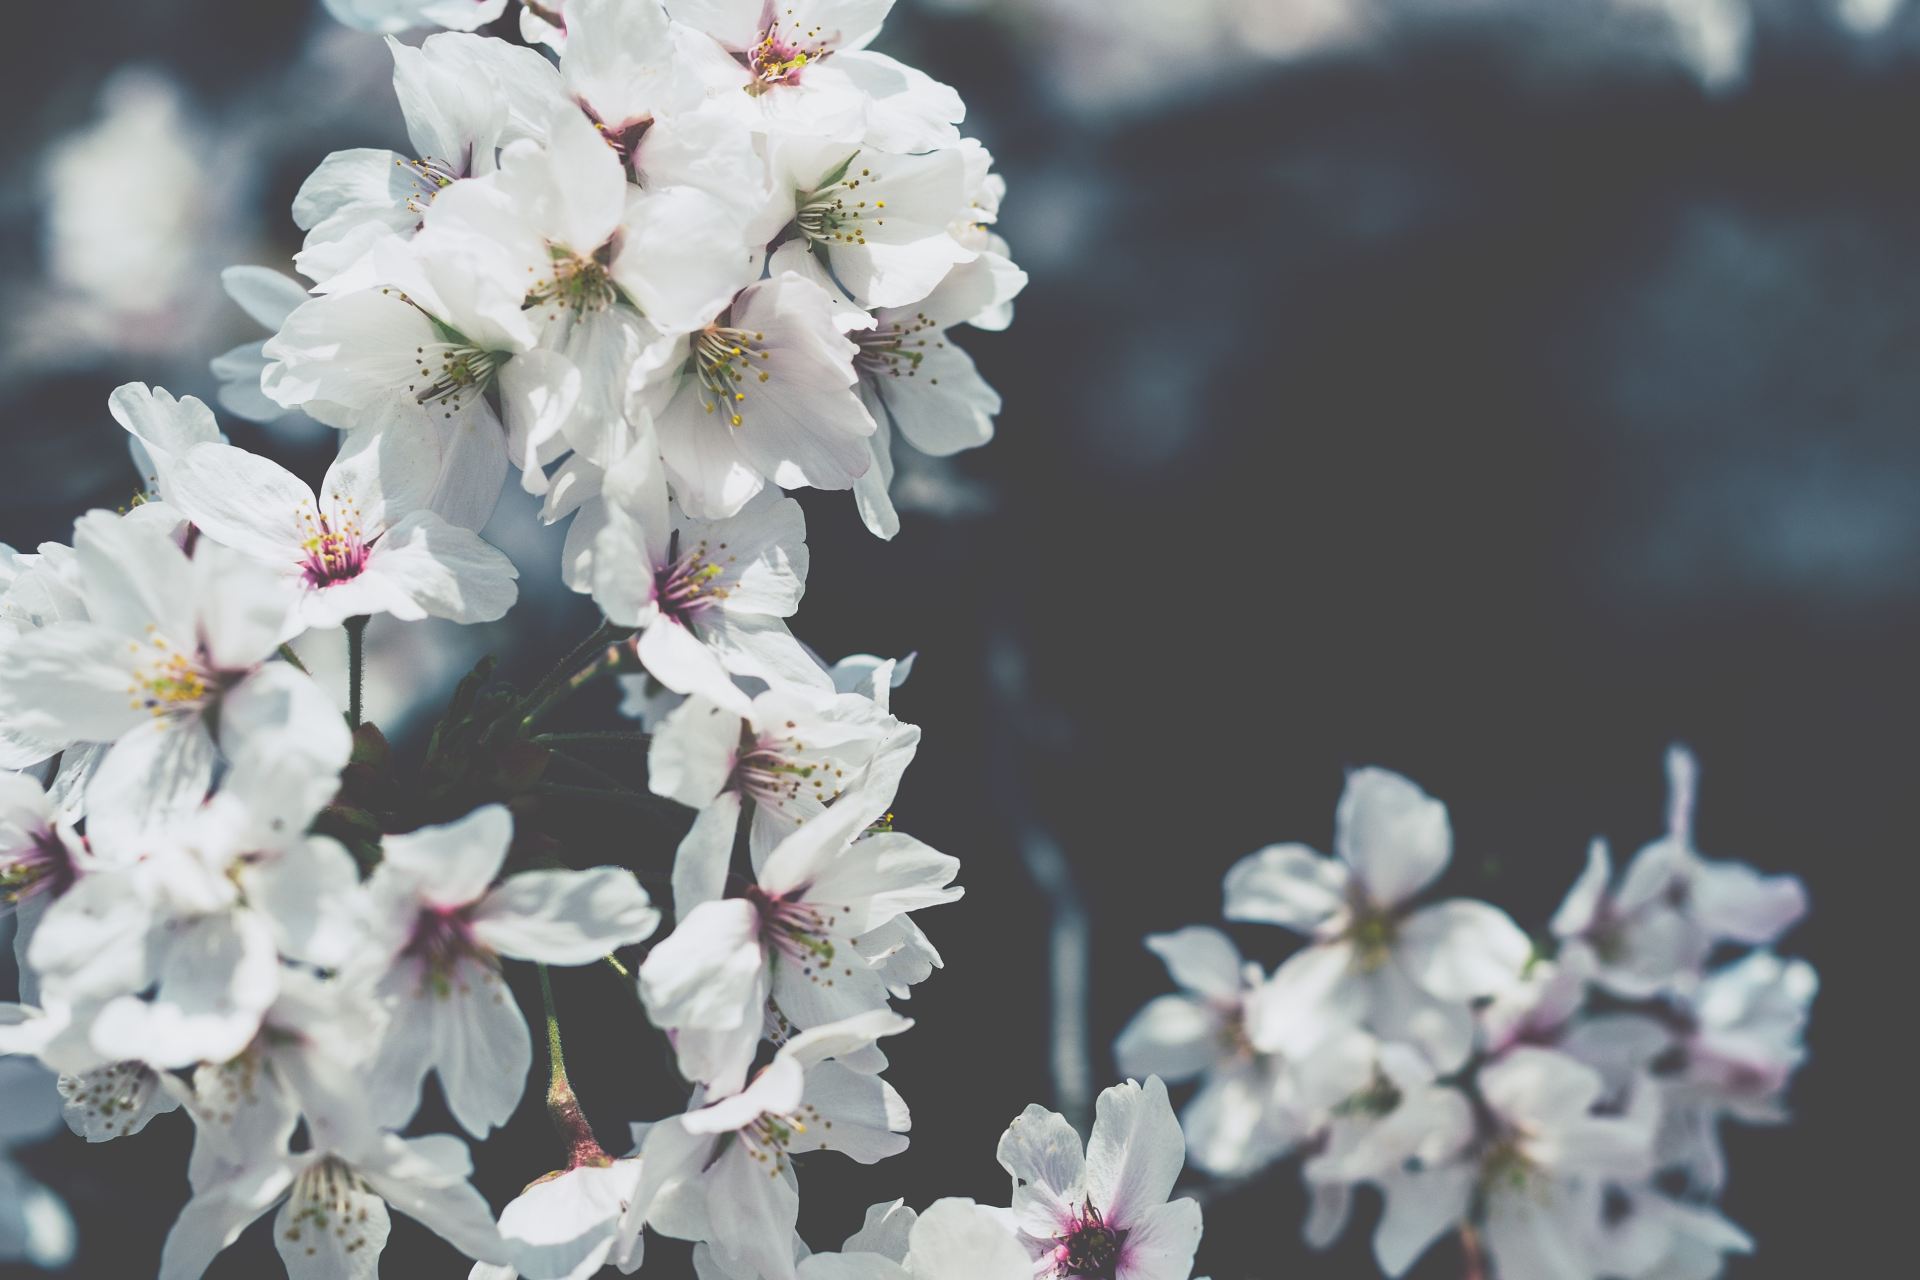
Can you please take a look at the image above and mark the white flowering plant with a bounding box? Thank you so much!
[1117,747,1815,1280]
[0,3,1210,1279]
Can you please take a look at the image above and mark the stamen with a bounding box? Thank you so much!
[125,630,212,719]
[283,1156,379,1260]
[297,498,370,587]
[1,828,75,907]
[746,12,831,93]
[795,159,880,248]
[529,243,619,317]
[654,535,737,621]
[691,326,771,428]
[412,346,503,412]
[856,313,939,382]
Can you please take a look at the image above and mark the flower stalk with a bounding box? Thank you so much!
[538,964,609,1170]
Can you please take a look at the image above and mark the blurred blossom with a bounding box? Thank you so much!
[29,70,244,367]
[1836,0,1908,34]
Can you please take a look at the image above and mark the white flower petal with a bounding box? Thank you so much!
[470,867,660,964]
[1222,843,1350,934]
[1335,768,1451,908]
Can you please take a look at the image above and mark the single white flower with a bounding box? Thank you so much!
[1114,927,1305,1177]
[618,1010,915,1280]
[589,442,831,713]
[157,1128,509,1280]
[648,680,918,912]
[0,510,343,830]
[772,140,975,309]
[167,430,519,629]
[0,540,91,776]
[638,772,958,1092]
[639,270,876,519]
[262,228,546,534]
[1552,750,1805,999]
[358,804,661,1135]
[1224,767,1533,1070]
[0,772,85,982]
[766,244,1021,539]
[998,1076,1203,1280]
[671,0,963,151]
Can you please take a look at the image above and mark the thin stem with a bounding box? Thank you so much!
[520,642,631,729]
[344,616,369,729]
[545,749,645,796]
[538,965,609,1168]
[276,643,310,675]
[538,964,568,1083]
[521,621,627,714]
[534,731,652,748]
[603,954,629,979]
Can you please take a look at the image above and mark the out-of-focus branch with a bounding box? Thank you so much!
[989,628,1092,1133]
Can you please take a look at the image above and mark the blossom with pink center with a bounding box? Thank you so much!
[0,774,80,917]
[617,1011,915,1280]
[0,508,343,832]
[164,425,519,630]
[358,805,661,1136]
[671,0,963,151]
[588,436,833,715]
[998,1076,1202,1280]
[638,770,959,1092]
[647,674,918,913]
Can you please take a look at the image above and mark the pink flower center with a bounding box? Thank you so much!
[745,884,848,979]
[731,727,847,819]
[1056,1202,1126,1279]
[655,535,734,622]
[1,828,76,908]
[748,18,829,90]
[402,905,487,996]
[299,518,370,588]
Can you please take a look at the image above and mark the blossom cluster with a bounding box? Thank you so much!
[1117,748,1815,1279]
[0,3,1163,1279]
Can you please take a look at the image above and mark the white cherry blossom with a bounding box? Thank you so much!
[0,510,343,829]
[998,1076,1203,1280]
[637,772,958,1092]
[358,804,661,1135]
[1224,767,1533,1070]
[167,430,519,629]
[588,441,831,711]
[157,1128,509,1280]
[1114,927,1305,1178]
[618,1011,914,1280]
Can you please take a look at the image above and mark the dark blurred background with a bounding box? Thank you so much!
[1,1,1911,1276]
